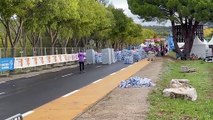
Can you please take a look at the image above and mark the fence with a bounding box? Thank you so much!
[0,53,81,76]
[14,54,79,69]
[0,47,85,58]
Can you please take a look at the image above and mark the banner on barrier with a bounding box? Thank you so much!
[0,58,14,72]
[14,54,79,69]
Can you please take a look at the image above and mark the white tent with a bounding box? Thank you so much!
[190,36,207,58]
[209,36,213,45]
[208,36,213,56]
[203,39,209,49]
[203,39,211,56]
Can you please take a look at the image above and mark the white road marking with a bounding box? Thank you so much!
[22,111,34,117]
[92,79,103,84]
[120,68,126,71]
[110,72,116,76]
[96,65,102,68]
[0,92,5,95]
[0,81,6,84]
[62,90,79,98]
[61,73,73,78]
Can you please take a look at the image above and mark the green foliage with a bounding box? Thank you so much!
[140,28,156,40]
[0,0,37,57]
[0,0,35,19]
[128,0,213,23]
[110,8,134,44]
[144,26,170,37]
[73,0,110,38]
[204,28,213,40]
[0,0,155,57]
[128,0,213,56]
[147,59,213,119]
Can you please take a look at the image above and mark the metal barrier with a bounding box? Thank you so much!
[5,114,23,120]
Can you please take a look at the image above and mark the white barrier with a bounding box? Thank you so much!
[5,113,23,120]
[14,54,79,69]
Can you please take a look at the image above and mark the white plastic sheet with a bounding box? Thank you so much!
[95,52,102,63]
[119,76,155,88]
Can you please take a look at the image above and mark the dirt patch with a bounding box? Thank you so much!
[75,57,164,120]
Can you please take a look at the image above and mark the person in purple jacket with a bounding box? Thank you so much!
[78,50,85,72]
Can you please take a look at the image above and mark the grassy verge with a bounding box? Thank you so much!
[147,59,213,120]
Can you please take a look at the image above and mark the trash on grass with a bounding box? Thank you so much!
[119,76,155,88]
[180,66,196,73]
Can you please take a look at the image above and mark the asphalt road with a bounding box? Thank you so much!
[0,62,129,119]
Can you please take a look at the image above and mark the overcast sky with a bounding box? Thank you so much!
[111,0,171,26]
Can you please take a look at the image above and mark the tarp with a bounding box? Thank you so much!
[167,33,175,50]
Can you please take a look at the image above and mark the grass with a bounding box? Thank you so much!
[147,59,213,120]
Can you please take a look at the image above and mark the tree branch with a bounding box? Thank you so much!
[0,18,7,28]
[35,33,40,45]
[6,21,14,47]
[27,34,34,46]
[13,18,23,45]
[0,34,5,47]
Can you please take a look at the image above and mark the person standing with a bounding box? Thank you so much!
[78,50,85,72]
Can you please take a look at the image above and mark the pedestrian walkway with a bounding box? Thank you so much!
[24,59,150,120]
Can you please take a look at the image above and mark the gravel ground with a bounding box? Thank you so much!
[75,57,164,120]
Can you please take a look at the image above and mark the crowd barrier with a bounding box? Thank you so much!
[0,53,79,72]
[5,114,23,120]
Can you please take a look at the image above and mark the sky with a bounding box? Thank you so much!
[111,0,171,26]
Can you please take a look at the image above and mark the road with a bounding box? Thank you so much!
[0,62,129,119]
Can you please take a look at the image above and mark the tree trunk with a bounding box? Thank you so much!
[171,21,182,55]
[11,46,16,57]
[2,18,24,57]
[64,38,69,54]
[112,42,115,49]
[0,33,8,57]
[46,26,58,55]
[40,36,43,56]
[182,21,199,59]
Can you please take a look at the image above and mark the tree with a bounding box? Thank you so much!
[71,0,99,48]
[34,0,79,54]
[0,0,36,57]
[90,3,115,50]
[24,2,45,56]
[0,23,8,57]
[70,0,113,50]
[97,0,112,6]
[125,21,141,46]
[110,8,134,49]
[128,0,213,58]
